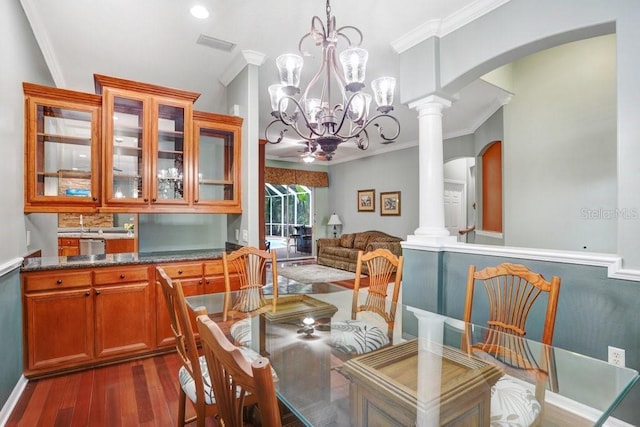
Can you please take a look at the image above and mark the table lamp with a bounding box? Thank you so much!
[327,213,342,238]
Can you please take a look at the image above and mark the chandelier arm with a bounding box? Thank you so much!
[357,113,401,141]
[300,49,329,101]
[328,46,348,97]
[335,25,364,47]
[264,119,288,144]
[356,128,370,150]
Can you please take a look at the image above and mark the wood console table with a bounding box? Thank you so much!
[342,339,503,427]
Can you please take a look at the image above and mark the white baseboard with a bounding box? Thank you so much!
[0,375,28,427]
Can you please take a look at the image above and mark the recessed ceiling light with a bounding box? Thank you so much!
[190,5,209,19]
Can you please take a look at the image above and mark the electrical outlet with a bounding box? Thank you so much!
[608,346,625,367]
[242,229,248,241]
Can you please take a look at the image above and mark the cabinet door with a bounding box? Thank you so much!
[102,88,149,205]
[24,88,101,212]
[25,288,94,372]
[104,238,135,254]
[94,282,154,359]
[152,97,191,206]
[192,112,242,212]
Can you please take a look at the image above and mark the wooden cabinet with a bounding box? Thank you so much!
[93,266,153,359]
[97,74,198,212]
[58,237,80,256]
[23,83,102,213]
[22,266,153,376]
[23,75,242,214]
[104,238,135,254]
[192,111,242,213]
[203,259,239,293]
[23,271,94,372]
[22,257,231,377]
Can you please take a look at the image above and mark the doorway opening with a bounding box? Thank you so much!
[264,184,313,260]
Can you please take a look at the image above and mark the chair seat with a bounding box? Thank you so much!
[230,317,252,347]
[179,347,279,405]
[490,376,541,427]
[330,319,390,354]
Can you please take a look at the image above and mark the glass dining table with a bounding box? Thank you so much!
[185,282,638,427]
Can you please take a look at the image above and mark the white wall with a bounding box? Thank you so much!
[1,0,54,262]
[504,34,617,253]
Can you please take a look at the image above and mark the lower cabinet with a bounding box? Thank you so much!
[94,266,153,358]
[22,257,231,378]
[24,287,94,372]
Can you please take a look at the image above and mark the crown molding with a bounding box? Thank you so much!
[20,0,66,87]
[391,0,512,54]
[219,50,266,87]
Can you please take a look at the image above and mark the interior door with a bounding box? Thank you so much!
[444,180,466,242]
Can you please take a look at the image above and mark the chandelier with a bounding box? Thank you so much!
[265,0,400,161]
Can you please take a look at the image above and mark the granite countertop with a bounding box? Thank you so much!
[21,249,226,272]
[58,231,134,240]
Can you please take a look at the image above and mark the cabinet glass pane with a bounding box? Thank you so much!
[112,97,144,199]
[156,104,186,201]
[36,105,92,197]
[198,128,235,201]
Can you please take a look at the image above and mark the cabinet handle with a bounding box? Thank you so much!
[206,279,210,284]
[120,274,126,279]
[144,198,149,202]
[152,198,157,202]
[85,291,91,296]
[199,279,203,284]
[178,270,183,275]
[95,290,101,295]
[92,197,98,201]
[194,199,199,203]
[56,279,63,285]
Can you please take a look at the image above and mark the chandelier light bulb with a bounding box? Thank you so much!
[304,98,322,127]
[340,47,368,92]
[371,77,396,113]
[268,84,288,112]
[276,54,303,93]
[348,92,371,123]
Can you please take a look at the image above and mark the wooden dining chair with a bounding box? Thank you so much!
[223,246,278,347]
[331,248,404,355]
[157,267,217,427]
[196,314,283,427]
[463,263,561,427]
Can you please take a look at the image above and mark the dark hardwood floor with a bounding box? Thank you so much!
[6,352,219,427]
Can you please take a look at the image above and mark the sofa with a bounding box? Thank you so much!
[316,230,403,273]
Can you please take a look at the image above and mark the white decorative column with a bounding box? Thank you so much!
[407,95,457,244]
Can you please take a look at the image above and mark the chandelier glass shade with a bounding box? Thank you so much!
[265,0,400,161]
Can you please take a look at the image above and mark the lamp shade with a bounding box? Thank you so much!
[327,214,342,226]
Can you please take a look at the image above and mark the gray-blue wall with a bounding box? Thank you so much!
[402,247,640,424]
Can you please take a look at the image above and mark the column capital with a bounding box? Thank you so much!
[408,94,452,112]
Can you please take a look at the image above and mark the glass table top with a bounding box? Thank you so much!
[185,284,638,427]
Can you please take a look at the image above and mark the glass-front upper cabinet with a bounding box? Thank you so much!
[154,100,191,205]
[193,111,242,213]
[23,83,102,213]
[97,75,197,211]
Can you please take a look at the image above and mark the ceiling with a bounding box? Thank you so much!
[21,0,512,164]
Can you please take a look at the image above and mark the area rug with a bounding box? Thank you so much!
[278,264,357,284]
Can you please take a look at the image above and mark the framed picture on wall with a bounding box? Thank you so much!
[380,191,401,216]
[357,189,375,212]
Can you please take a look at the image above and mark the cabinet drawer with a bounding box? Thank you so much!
[158,263,203,278]
[59,238,79,246]
[24,270,92,292]
[94,266,149,285]
[204,260,223,275]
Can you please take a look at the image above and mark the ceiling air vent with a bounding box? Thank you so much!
[196,34,236,52]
